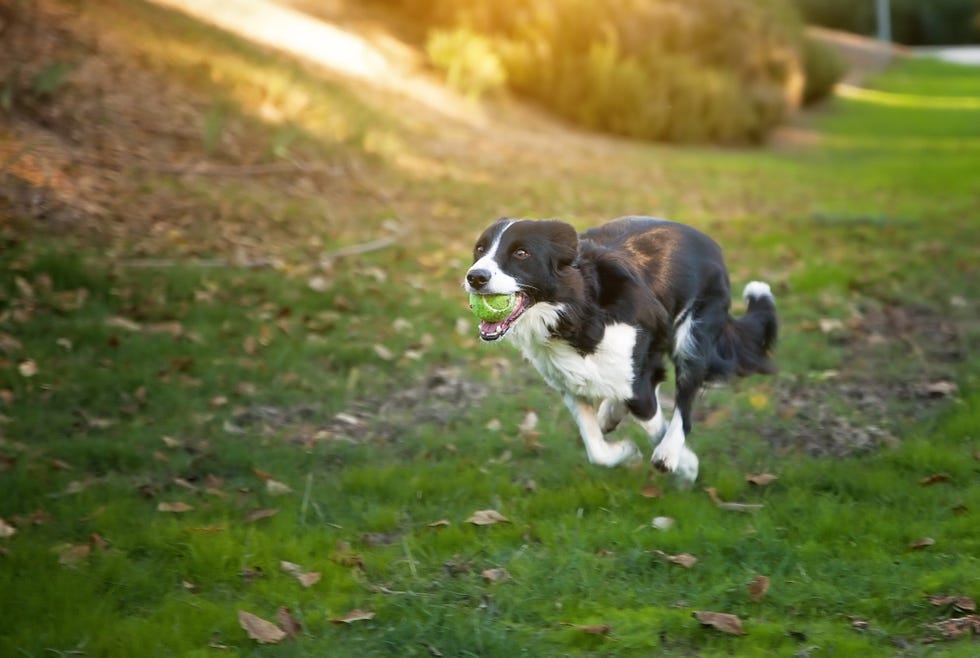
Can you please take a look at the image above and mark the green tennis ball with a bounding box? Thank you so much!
[469,293,516,322]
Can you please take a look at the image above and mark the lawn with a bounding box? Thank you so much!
[1,2,978,656]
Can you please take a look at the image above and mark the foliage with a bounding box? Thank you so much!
[794,0,980,45]
[398,0,809,144]
[801,35,847,105]
[425,28,507,99]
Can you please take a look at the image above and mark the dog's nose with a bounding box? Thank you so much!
[466,268,490,290]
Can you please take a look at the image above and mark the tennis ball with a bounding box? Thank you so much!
[469,293,516,322]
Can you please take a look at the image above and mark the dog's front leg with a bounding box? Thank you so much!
[563,394,639,467]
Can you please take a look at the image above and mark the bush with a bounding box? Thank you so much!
[801,36,846,105]
[425,28,507,99]
[383,0,825,144]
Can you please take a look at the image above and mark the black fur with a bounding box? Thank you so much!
[467,216,778,473]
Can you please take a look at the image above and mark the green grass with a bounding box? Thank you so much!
[1,4,979,656]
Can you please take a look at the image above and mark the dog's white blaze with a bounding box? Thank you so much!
[464,220,520,294]
[510,304,636,402]
[673,309,697,360]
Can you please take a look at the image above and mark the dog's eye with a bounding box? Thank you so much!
[475,245,485,254]
[513,248,529,259]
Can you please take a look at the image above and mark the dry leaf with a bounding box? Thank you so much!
[563,623,611,635]
[909,537,935,550]
[640,484,662,498]
[518,410,540,438]
[157,502,193,513]
[330,608,375,624]
[245,508,279,523]
[427,519,451,528]
[238,610,286,644]
[923,380,958,398]
[276,606,302,638]
[0,518,17,538]
[701,406,732,429]
[297,571,321,588]
[373,344,395,361]
[694,610,745,635]
[466,509,509,525]
[266,479,293,495]
[653,550,698,569]
[746,473,778,487]
[924,615,980,641]
[58,544,91,566]
[481,567,511,583]
[652,516,675,530]
[928,595,976,612]
[919,473,950,486]
[705,487,764,512]
[748,574,770,602]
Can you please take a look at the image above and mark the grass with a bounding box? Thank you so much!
[1,2,979,656]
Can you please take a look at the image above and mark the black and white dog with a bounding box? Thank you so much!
[464,216,778,484]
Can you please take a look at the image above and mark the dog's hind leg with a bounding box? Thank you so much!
[564,395,640,467]
[597,399,628,433]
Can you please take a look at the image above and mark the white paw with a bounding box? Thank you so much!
[673,445,699,487]
[588,439,640,468]
[651,440,681,474]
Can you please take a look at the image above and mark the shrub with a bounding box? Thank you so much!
[384,0,820,144]
[793,0,980,46]
[801,35,846,105]
[425,28,506,99]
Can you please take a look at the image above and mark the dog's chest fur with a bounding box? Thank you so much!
[508,302,637,401]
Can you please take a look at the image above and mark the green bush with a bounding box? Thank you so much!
[426,28,507,99]
[384,0,821,144]
[801,36,846,105]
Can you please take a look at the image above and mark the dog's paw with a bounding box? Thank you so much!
[589,439,640,468]
[651,443,699,485]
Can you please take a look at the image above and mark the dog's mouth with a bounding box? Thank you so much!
[479,292,529,341]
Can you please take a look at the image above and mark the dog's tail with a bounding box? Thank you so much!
[710,281,778,379]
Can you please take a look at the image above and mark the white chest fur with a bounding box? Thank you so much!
[508,303,637,402]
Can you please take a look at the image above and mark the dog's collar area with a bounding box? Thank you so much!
[479,292,529,341]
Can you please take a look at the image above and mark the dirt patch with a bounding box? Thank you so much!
[226,366,490,445]
[760,300,970,457]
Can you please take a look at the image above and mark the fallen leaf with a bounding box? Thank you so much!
[928,594,976,612]
[244,508,279,523]
[922,380,958,398]
[157,502,194,513]
[330,608,375,624]
[652,516,675,530]
[694,610,745,635]
[640,484,662,498]
[653,550,698,569]
[924,615,980,641]
[276,606,302,638]
[427,519,451,528]
[17,359,38,377]
[466,509,509,525]
[563,623,611,635]
[518,410,540,438]
[746,473,778,487]
[105,316,142,332]
[266,479,293,495]
[297,571,321,588]
[705,487,764,512]
[909,537,935,550]
[58,544,91,566]
[818,318,845,334]
[280,560,320,588]
[481,567,511,583]
[918,473,950,486]
[238,610,286,644]
[373,344,395,361]
[701,406,732,429]
[748,574,770,602]
[0,518,16,538]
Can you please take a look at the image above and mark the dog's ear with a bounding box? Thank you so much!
[538,220,578,269]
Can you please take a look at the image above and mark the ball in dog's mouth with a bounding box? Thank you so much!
[470,292,528,341]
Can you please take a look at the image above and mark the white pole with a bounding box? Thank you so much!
[875,0,892,43]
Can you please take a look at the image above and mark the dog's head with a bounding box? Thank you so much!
[464,218,579,341]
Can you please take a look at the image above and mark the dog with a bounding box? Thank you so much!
[464,216,778,484]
